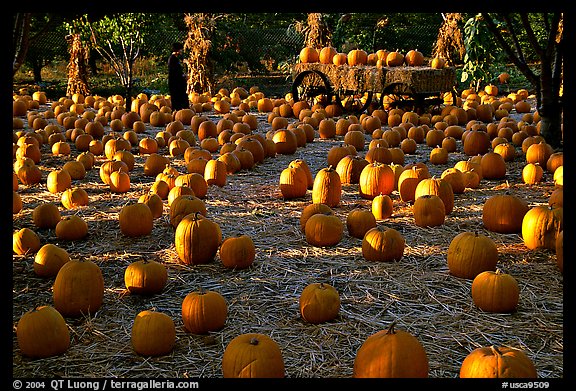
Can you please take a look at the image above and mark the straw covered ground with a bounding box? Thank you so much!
[12,94,563,379]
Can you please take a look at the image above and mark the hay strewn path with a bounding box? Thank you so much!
[12,96,562,379]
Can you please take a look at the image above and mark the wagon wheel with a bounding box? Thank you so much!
[292,70,334,109]
[424,87,459,115]
[380,83,417,111]
[334,89,374,115]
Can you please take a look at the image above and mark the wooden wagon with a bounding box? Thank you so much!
[291,63,458,114]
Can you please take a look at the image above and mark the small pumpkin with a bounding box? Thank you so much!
[13,227,41,255]
[33,243,70,278]
[55,214,88,241]
[32,202,61,229]
[279,165,308,199]
[118,202,154,237]
[222,333,285,378]
[61,187,89,209]
[299,282,340,324]
[522,162,544,185]
[16,305,70,358]
[181,289,227,334]
[371,193,393,220]
[299,203,334,232]
[471,269,520,313]
[459,345,537,378]
[305,212,343,247]
[413,194,446,227]
[354,322,429,378]
[358,162,395,199]
[124,257,168,295]
[219,234,256,269]
[346,208,377,239]
[131,310,175,357]
[362,226,405,262]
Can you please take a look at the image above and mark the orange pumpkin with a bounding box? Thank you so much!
[354,322,428,377]
[521,205,563,250]
[53,258,104,317]
[219,234,256,269]
[131,310,175,356]
[299,282,340,324]
[181,289,227,334]
[447,231,498,279]
[16,306,70,358]
[222,333,284,378]
[471,269,520,313]
[459,346,537,378]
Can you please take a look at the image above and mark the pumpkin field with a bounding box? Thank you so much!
[12,84,563,379]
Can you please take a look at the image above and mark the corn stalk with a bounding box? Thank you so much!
[65,33,91,97]
[184,13,217,95]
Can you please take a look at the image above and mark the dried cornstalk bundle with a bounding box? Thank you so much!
[432,13,465,66]
[184,13,216,94]
[303,13,332,49]
[65,33,91,97]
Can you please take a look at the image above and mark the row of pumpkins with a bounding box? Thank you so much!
[299,46,448,69]
[13,87,562,377]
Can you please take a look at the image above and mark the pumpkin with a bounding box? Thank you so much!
[556,230,563,273]
[525,141,552,166]
[482,193,529,233]
[299,203,334,232]
[13,227,41,255]
[463,129,490,156]
[548,188,563,208]
[397,164,430,202]
[299,47,319,63]
[305,212,343,247]
[346,208,377,239]
[358,162,395,199]
[521,205,563,250]
[348,49,368,66]
[32,202,61,229]
[46,169,72,194]
[405,49,424,66]
[33,243,70,278]
[53,258,104,317]
[459,345,537,378]
[546,152,563,173]
[311,166,341,207]
[354,322,429,378]
[16,305,70,358]
[372,193,394,220]
[522,162,544,184]
[362,226,405,262]
[181,289,227,334]
[279,165,308,199]
[204,159,228,187]
[440,167,466,194]
[413,194,446,227]
[138,191,164,219]
[119,202,154,237]
[414,177,454,214]
[131,310,175,357]
[124,258,167,295]
[299,282,340,324]
[272,128,298,155]
[61,187,89,209]
[169,195,207,228]
[175,212,222,265]
[222,333,285,378]
[447,231,498,280]
[219,234,256,269]
[55,214,88,241]
[471,269,519,313]
[143,153,170,177]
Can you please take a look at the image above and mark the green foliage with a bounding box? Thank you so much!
[461,14,505,90]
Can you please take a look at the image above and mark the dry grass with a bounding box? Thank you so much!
[12,95,562,379]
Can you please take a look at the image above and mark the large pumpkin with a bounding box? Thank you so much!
[482,193,529,234]
[33,243,70,278]
[353,322,429,377]
[181,289,228,334]
[521,205,563,250]
[305,212,343,247]
[459,345,537,378]
[299,282,340,324]
[279,165,308,199]
[175,212,222,265]
[362,226,405,262]
[118,202,154,237]
[358,162,395,199]
[16,305,70,358]
[131,310,175,357]
[447,231,498,279]
[53,258,104,317]
[311,166,342,207]
[414,177,454,214]
[222,333,285,378]
[471,269,520,313]
[413,194,446,227]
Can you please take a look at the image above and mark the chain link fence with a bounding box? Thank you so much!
[21,14,448,97]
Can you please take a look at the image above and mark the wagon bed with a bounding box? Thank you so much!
[291,63,457,114]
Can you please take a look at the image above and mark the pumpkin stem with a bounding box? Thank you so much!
[249,337,260,346]
[490,345,503,357]
[386,321,397,335]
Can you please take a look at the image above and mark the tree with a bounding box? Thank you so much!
[480,12,563,149]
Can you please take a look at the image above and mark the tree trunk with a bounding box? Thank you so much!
[538,58,562,149]
[13,13,32,75]
[32,59,43,83]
